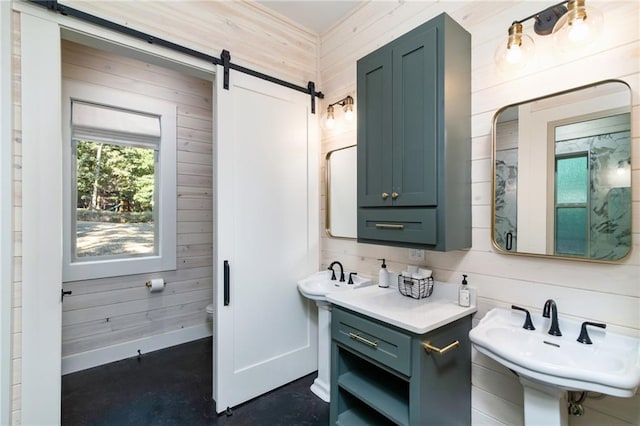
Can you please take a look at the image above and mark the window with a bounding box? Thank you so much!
[63,81,176,281]
[554,153,588,256]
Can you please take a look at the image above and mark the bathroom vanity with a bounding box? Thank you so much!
[327,284,476,425]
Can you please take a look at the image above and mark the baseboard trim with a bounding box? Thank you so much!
[62,324,213,375]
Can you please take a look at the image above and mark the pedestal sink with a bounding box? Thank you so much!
[469,308,640,426]
[297,270,372,402]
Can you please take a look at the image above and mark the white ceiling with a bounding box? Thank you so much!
[256,1,362,34]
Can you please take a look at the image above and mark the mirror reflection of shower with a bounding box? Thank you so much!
[492,80,632,261]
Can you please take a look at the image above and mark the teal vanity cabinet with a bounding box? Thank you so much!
[329,306,472,425]
[357,13,471,251]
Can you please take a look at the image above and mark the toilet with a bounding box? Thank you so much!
[206,304,214,321]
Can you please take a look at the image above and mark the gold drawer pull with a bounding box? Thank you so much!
[391,192,399,199]
[349,332,378,348]
[375,223,404,230]
[381,192,389,200]
[423,340,460,355]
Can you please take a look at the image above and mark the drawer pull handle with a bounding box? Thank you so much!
[375,223,404,230]
[423,340,459,355]
[349,332,378,348]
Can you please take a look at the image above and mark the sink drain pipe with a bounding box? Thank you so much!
[567,391,587,416]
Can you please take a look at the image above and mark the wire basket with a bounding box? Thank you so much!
[398,275,434,299]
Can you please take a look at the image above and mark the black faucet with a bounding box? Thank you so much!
[328,261,345,282]
[511,305,535,330]
[348,272,357,284]
[542,299,562,336]
[577,321,606,344]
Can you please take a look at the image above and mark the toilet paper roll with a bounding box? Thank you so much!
[146,278,165,293]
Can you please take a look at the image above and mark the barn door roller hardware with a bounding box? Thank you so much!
[33,0,325,113]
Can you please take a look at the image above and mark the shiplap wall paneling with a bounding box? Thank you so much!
[318,1,640,425]
[11,0,322,421]
[60,40,214,358]
[63,0,318,91]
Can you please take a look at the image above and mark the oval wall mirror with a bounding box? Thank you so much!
[326,145,357,239]
[492,80,632,262]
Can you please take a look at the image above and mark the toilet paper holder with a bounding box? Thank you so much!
[145,278,166,292]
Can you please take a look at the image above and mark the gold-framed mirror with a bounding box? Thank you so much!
[492,80,632,262]
[326,145,357,239]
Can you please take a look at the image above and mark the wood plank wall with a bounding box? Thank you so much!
[10,1,318,423]
[318,1,639,425]
[11,0,638,425]
[60,39,214,357]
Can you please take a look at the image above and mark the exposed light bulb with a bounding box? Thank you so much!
[326,105,335,129]
[567,17,588,42]
[552,0,603,52]
[326,116,335,129]
[343,96,354,121]
[495,22,534,72]
[344,109,354,121]
[506,44,523,64]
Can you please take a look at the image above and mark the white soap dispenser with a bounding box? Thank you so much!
[458,274,470,307]
[378,258,389,288]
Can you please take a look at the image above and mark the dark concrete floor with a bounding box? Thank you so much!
[62,337,329,425]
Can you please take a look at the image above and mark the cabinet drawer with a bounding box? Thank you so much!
[333,308,411,376]
[358,208,436,245]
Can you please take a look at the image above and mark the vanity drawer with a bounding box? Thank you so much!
[332,307,411,376]
[357,207,437,246]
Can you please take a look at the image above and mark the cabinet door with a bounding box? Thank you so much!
[357,48,393,207]
[392,27,438,207]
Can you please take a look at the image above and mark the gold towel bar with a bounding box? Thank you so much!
[422,340,460,355]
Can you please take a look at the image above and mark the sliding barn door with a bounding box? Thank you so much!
[214,70,318,412]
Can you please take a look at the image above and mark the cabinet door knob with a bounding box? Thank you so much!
[381,192,389,200]
[422,340,459,355]
[391,192,399,199]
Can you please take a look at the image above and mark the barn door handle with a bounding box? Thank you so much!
[223,260,230,306]
[61,289,72,302]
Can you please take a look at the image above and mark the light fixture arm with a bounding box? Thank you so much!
[512,0,569,26]
[328,95,354,109]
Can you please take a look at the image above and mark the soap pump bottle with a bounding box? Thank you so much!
[378,258,389,288]
[458,274,470,307]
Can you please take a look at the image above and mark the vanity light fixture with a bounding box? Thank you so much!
[326,95,354,129]
[495,0,603,71]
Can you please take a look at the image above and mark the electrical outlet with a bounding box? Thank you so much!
[408,249,425,262]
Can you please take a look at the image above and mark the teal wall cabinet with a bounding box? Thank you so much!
[357,13,471,251]
[329,307,472,425]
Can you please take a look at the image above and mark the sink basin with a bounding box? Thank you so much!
[297,270,373,302]
[297,270,373,403]
[469,308,640,397]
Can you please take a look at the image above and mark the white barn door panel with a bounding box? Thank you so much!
[214,70,319,412]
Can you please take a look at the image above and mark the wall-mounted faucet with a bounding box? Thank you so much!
[542,299,562,336]
[328,261,345,282]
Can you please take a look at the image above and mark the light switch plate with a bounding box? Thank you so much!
[408,249,425,262]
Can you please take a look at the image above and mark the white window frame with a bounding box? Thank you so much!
[62,80,177,281]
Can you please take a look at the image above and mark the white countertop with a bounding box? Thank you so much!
[326,280,477,335]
